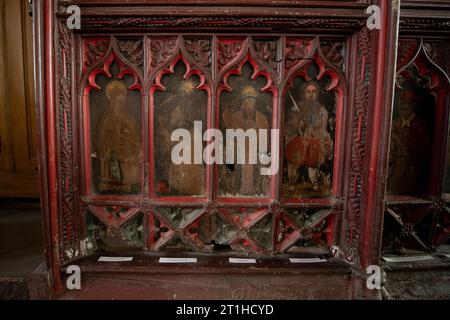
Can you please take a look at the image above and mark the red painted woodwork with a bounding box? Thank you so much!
[33,0,407,297]
[382,36,450,255]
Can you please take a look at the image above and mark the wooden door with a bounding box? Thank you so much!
[0,0,38,197]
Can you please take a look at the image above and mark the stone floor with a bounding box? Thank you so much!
[382,255,450,299]
[0,200,46,299]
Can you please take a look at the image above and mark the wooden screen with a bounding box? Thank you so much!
[382,34,450,255]
[78,35,344,255]
[34,0,400,291]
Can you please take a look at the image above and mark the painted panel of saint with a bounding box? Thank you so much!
[90,65,142,195]
[218,62,273,197]
[283,73,336,198]
[153,61,207,196]
[387,89,434,195]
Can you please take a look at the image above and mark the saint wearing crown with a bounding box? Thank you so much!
[222,85,270,196]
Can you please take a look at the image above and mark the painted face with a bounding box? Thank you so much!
[304,84,318,102]
[242,97,256,116]
[107,82,127,110]
[399,101,416,119]
[111,89,126,108]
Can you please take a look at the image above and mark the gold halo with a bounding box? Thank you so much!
[106,80,127,101]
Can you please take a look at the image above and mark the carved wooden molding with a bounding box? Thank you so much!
[57,21,78,263]
[76,16,367,32]
[117,39,144,67]
[400,18,450,32]
[338,27,373,266]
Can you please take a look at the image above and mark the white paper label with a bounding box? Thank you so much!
[98,256,133,262]
[159,257,197,264]
[382,255,434,263]
[229,258,257,264]
[289,258,327,264]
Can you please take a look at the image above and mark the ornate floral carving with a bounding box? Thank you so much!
[106,225,122,237]
[253,40,278,70]
[57,21,77,263]
[117,39,144,67]
[340,27,373,265]
[184,38,211,68]
[432,199,447,212]
[332,200,344,216]
[218,39,244,71]
[299,226,314,241]
[203,201,217,215]
[400,223,415,237]
[150,38,177,68]
[139,199,152,214]
[285,39,314,70]
[320,40,345,69]
[269,201,282,215]
[83,38,110,72]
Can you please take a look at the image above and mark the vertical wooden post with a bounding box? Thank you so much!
[361,0,400,271]
[42,0,62,292]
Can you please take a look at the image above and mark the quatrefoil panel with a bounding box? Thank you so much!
[152,207,213,252]
[278,208,333,252]
[216,207,273,253]
[85,206,144,253]
[382,204,435,254]
[88,205,141,229]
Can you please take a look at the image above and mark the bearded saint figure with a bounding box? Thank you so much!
[285,82,333,192]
